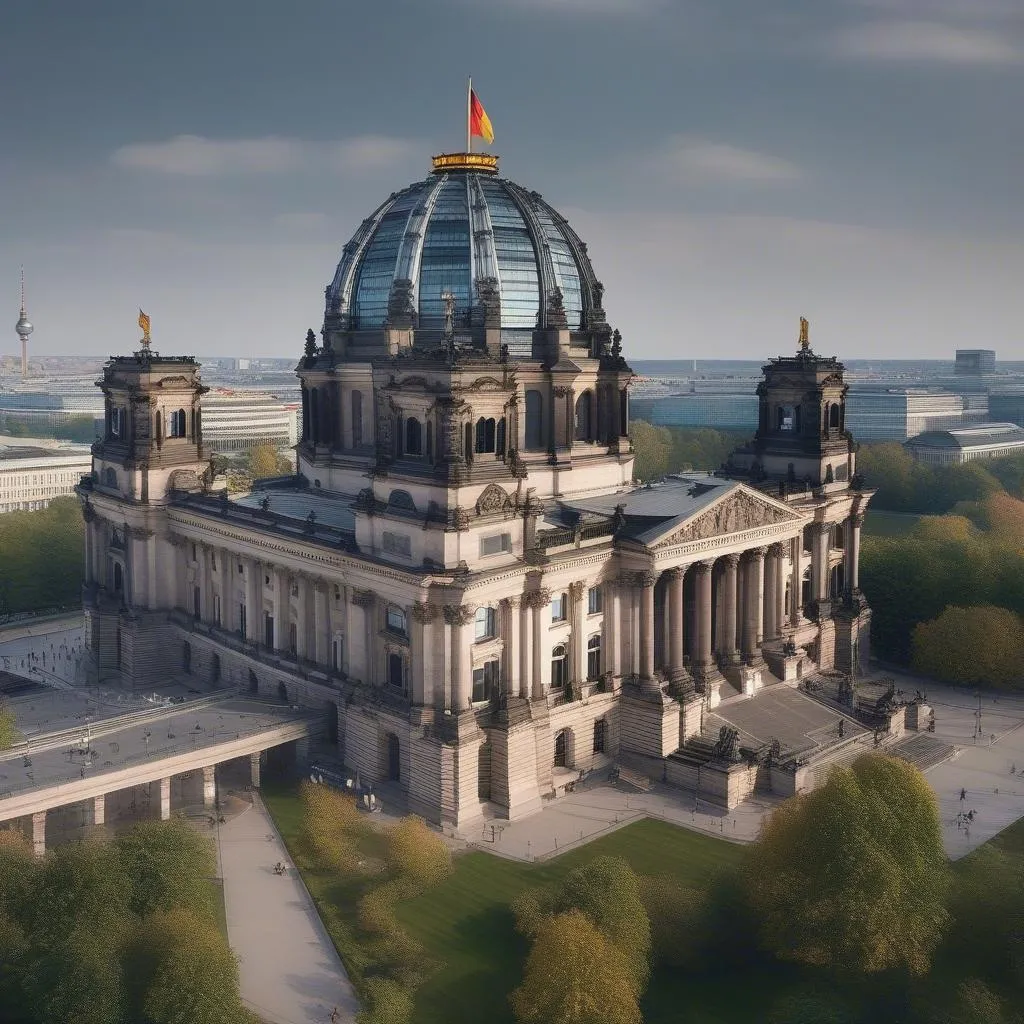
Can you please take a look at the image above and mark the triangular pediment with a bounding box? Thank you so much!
[652,485,804,549]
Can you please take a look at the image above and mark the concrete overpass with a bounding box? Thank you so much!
[0,692,317,854]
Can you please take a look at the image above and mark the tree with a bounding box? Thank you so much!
[244,442,292,480]
[637,875,706,969]
[0,700,18,750]
[300,779,367,873]
[767,990,858,1024]
[746,754,949,975]
[510,910,642,1024]
[947,978,1007,1024]
[912,606,1024,689]
[115,818,218,918]
[132,908,246,1024]
[384,815,452,892]
[628,420,673,481]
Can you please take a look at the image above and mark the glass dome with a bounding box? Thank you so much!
[325,163,604,336]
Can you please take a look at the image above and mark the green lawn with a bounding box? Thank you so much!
[395,821,744,1024]
[863,510,922,537]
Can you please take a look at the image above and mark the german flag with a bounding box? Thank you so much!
[470,88,494,145]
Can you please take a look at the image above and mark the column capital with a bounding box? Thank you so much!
[721,552,741,569]
[694,559,714,576]
[814,520,832,536]
[852,511,866,528]
[767,541,786,557]
[634,570,657,589]
[568,581,585,601]
[523,589,551,610]
[412,600,439,624]
[501,594,522,610]
[443,603,475,626]
[744,546,768,562]
[351,588,376,609]
[662,565,685,581]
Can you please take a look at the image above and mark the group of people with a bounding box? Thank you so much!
[273,861,288,875]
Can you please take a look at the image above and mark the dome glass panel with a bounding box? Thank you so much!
[418,178,471,331]
[479,179,540,329]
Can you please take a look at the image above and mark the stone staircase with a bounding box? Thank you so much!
[888,734,957,773]
[612,764,652,792]
[806,735,874,788]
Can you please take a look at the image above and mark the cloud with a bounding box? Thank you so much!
[834,20,1022,63]
[661,137,803,185]
[111,134,417,176]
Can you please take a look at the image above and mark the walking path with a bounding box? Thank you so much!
[218,798,359,1024]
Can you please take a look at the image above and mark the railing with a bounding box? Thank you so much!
[536,520,616,552]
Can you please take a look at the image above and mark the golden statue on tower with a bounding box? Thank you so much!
[798,316,810,351]
[138,309,152,349]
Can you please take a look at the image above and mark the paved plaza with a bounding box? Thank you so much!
[218,797,358,1024]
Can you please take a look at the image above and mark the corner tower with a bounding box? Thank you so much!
[79,341,211,683]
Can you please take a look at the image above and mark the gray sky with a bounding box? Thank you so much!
[2,0,1022,361]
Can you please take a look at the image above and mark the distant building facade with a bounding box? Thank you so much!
[0,442,92,513]
[955,349,997,375]
[201,390,297,454]
[904,422,1024,465]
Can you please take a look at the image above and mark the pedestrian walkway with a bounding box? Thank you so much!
[218,798,359,1024]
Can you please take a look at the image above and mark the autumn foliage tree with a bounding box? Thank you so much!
[746,754,949,975]
[510,910,642,1024]
[912,606,1024,689]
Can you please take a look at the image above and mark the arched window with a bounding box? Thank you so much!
[575,391,593,442]
[496,417,507,457]
[475,417,496,454]
[551,644,568,690]
[829,404,841,429]
[587,634,602,680]
[351,390,363,446]
[593,719,606,754]
[475,606,496,641]
[554,728,569,768]
[155,410,163,443]
[405,417,422,456]
[170,409,186,438]
[386,606,407,637]
[525,390,544,451]
[388,653,404,690]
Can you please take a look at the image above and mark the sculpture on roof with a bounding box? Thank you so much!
[799,316,810,351]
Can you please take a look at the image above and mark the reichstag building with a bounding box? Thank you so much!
[78,151,874,828]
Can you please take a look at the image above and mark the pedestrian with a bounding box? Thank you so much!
[960,788,966,802]
[330,1007,340,1024]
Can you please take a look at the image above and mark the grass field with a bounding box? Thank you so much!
[863,510,922,537]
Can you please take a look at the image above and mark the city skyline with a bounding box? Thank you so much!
[2,0,1022,361]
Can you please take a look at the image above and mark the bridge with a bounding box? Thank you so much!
[0,688,317,855]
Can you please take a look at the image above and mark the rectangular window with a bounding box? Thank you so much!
[588,586,603,615]
[551,594,567,622]
[480,533,512,557]
[382,531,412,557]
[593,719,606,754]
[472,659,500,702]
[332,638,343,672]
[475,606,496,641]
[386,607,407,636]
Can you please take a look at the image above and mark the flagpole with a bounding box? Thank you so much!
[467,76,472,153]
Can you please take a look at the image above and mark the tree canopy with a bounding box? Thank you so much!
[510,910,643,1024]
[746,754,949,975]
[913,606,1024,689]
[244,442,292,481]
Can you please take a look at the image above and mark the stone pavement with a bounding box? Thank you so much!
[218,797,359,1024]
[0,619,86,691]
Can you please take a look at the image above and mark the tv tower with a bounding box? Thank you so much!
[15,266,33,379]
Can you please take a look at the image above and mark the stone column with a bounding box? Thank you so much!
[273,569,288,651]
[569,582,586,686]
[721,553,740,664]
[519,598,533,699]
[296,576,311,660]
[811,523,830,603]
[202,765,216,808]
[742,548,766,663]
[637,571,656,681]
[694,560,714,676]
[849,512,864,592]
[605,580,622,681]
[444,605,474,711]
[527,591,550,700]
[245,559,261,643]
[352,590,376,686]
[250,752,261,788]
[790,535,804,626]
[31,811,46,858]
[218,548,232,631]
[666,567,685,679]
[159,776,171,820]
[92,794,106,827]
[763,546,778,640]
[503,596,521,697]
[314,582,329,666]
